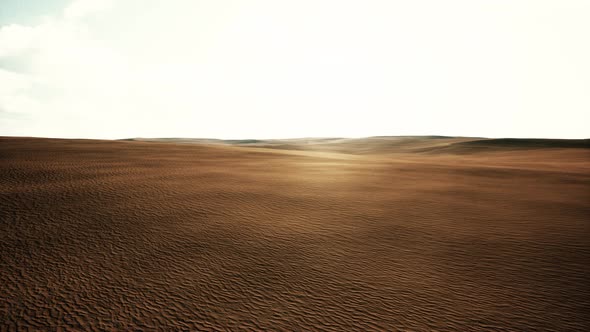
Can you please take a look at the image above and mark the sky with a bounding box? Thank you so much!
[0,0,588,139]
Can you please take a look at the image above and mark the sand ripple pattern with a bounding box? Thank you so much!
[1,137,589,331]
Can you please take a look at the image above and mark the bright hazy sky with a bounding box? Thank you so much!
[0,0,588,139]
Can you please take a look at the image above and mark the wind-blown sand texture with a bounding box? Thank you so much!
[1,136,589,331]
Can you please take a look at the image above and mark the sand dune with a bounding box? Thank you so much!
[1,136,589,331]
[127,136,590,154]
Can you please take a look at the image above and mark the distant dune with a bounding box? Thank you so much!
[454,138,590,149]
[1,136,589,330]
[125,135,590,154]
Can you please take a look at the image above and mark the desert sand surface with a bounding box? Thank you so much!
[1,136,589,331]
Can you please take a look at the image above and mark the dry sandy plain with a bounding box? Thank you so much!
[1,136,589,331]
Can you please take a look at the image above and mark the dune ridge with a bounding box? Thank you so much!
[125,136,590,154]
[1,136,589,331]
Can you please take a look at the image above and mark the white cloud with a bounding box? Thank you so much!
[0,69,34,93]
[0,24,39,57]
[64,0,115,20]
[0,0,589,139]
